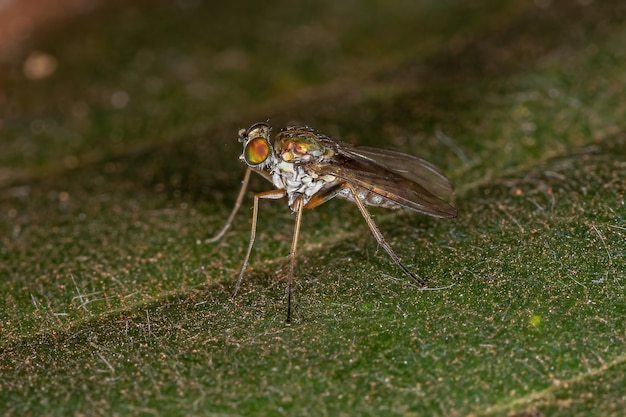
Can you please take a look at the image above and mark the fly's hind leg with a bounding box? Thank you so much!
[346,183,426,287]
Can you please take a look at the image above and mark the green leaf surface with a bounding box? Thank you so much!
[1,0,625,416]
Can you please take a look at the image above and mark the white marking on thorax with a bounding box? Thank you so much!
[271,160,327,210]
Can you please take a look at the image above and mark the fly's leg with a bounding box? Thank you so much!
[231,189,286,298]
[206,167,252,243]
[346,183,426,287]
[286,197,304,323]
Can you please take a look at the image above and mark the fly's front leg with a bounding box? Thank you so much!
[346,183,426,287]
[231,189,286,298]
[206,167,253,243]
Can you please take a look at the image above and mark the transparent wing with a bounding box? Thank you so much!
[349,146,454,196]
[311,138,457,218]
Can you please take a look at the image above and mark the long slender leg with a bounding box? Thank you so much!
[346,184,426,286]
[231,189,286,298]
[286,197,304,323]
[206,167,252,243]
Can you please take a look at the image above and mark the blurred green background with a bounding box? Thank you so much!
[1,0,624,416]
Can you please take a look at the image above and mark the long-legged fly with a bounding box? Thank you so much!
[208,122,456,322]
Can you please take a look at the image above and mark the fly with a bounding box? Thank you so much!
[208,122,457,322]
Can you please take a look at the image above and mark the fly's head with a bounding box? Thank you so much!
[277,127,335,163]
[239,122,274,171]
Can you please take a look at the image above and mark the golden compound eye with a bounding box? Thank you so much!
[244,137,270,165]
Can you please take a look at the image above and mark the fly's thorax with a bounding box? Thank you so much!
[276,129,335,163]
[269,159,335,210]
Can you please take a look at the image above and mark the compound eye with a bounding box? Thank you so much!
[244,137,270,165]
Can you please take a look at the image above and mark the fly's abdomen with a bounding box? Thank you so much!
[338,186,400,209]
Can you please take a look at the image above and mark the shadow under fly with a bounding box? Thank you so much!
[207,122,457,323]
